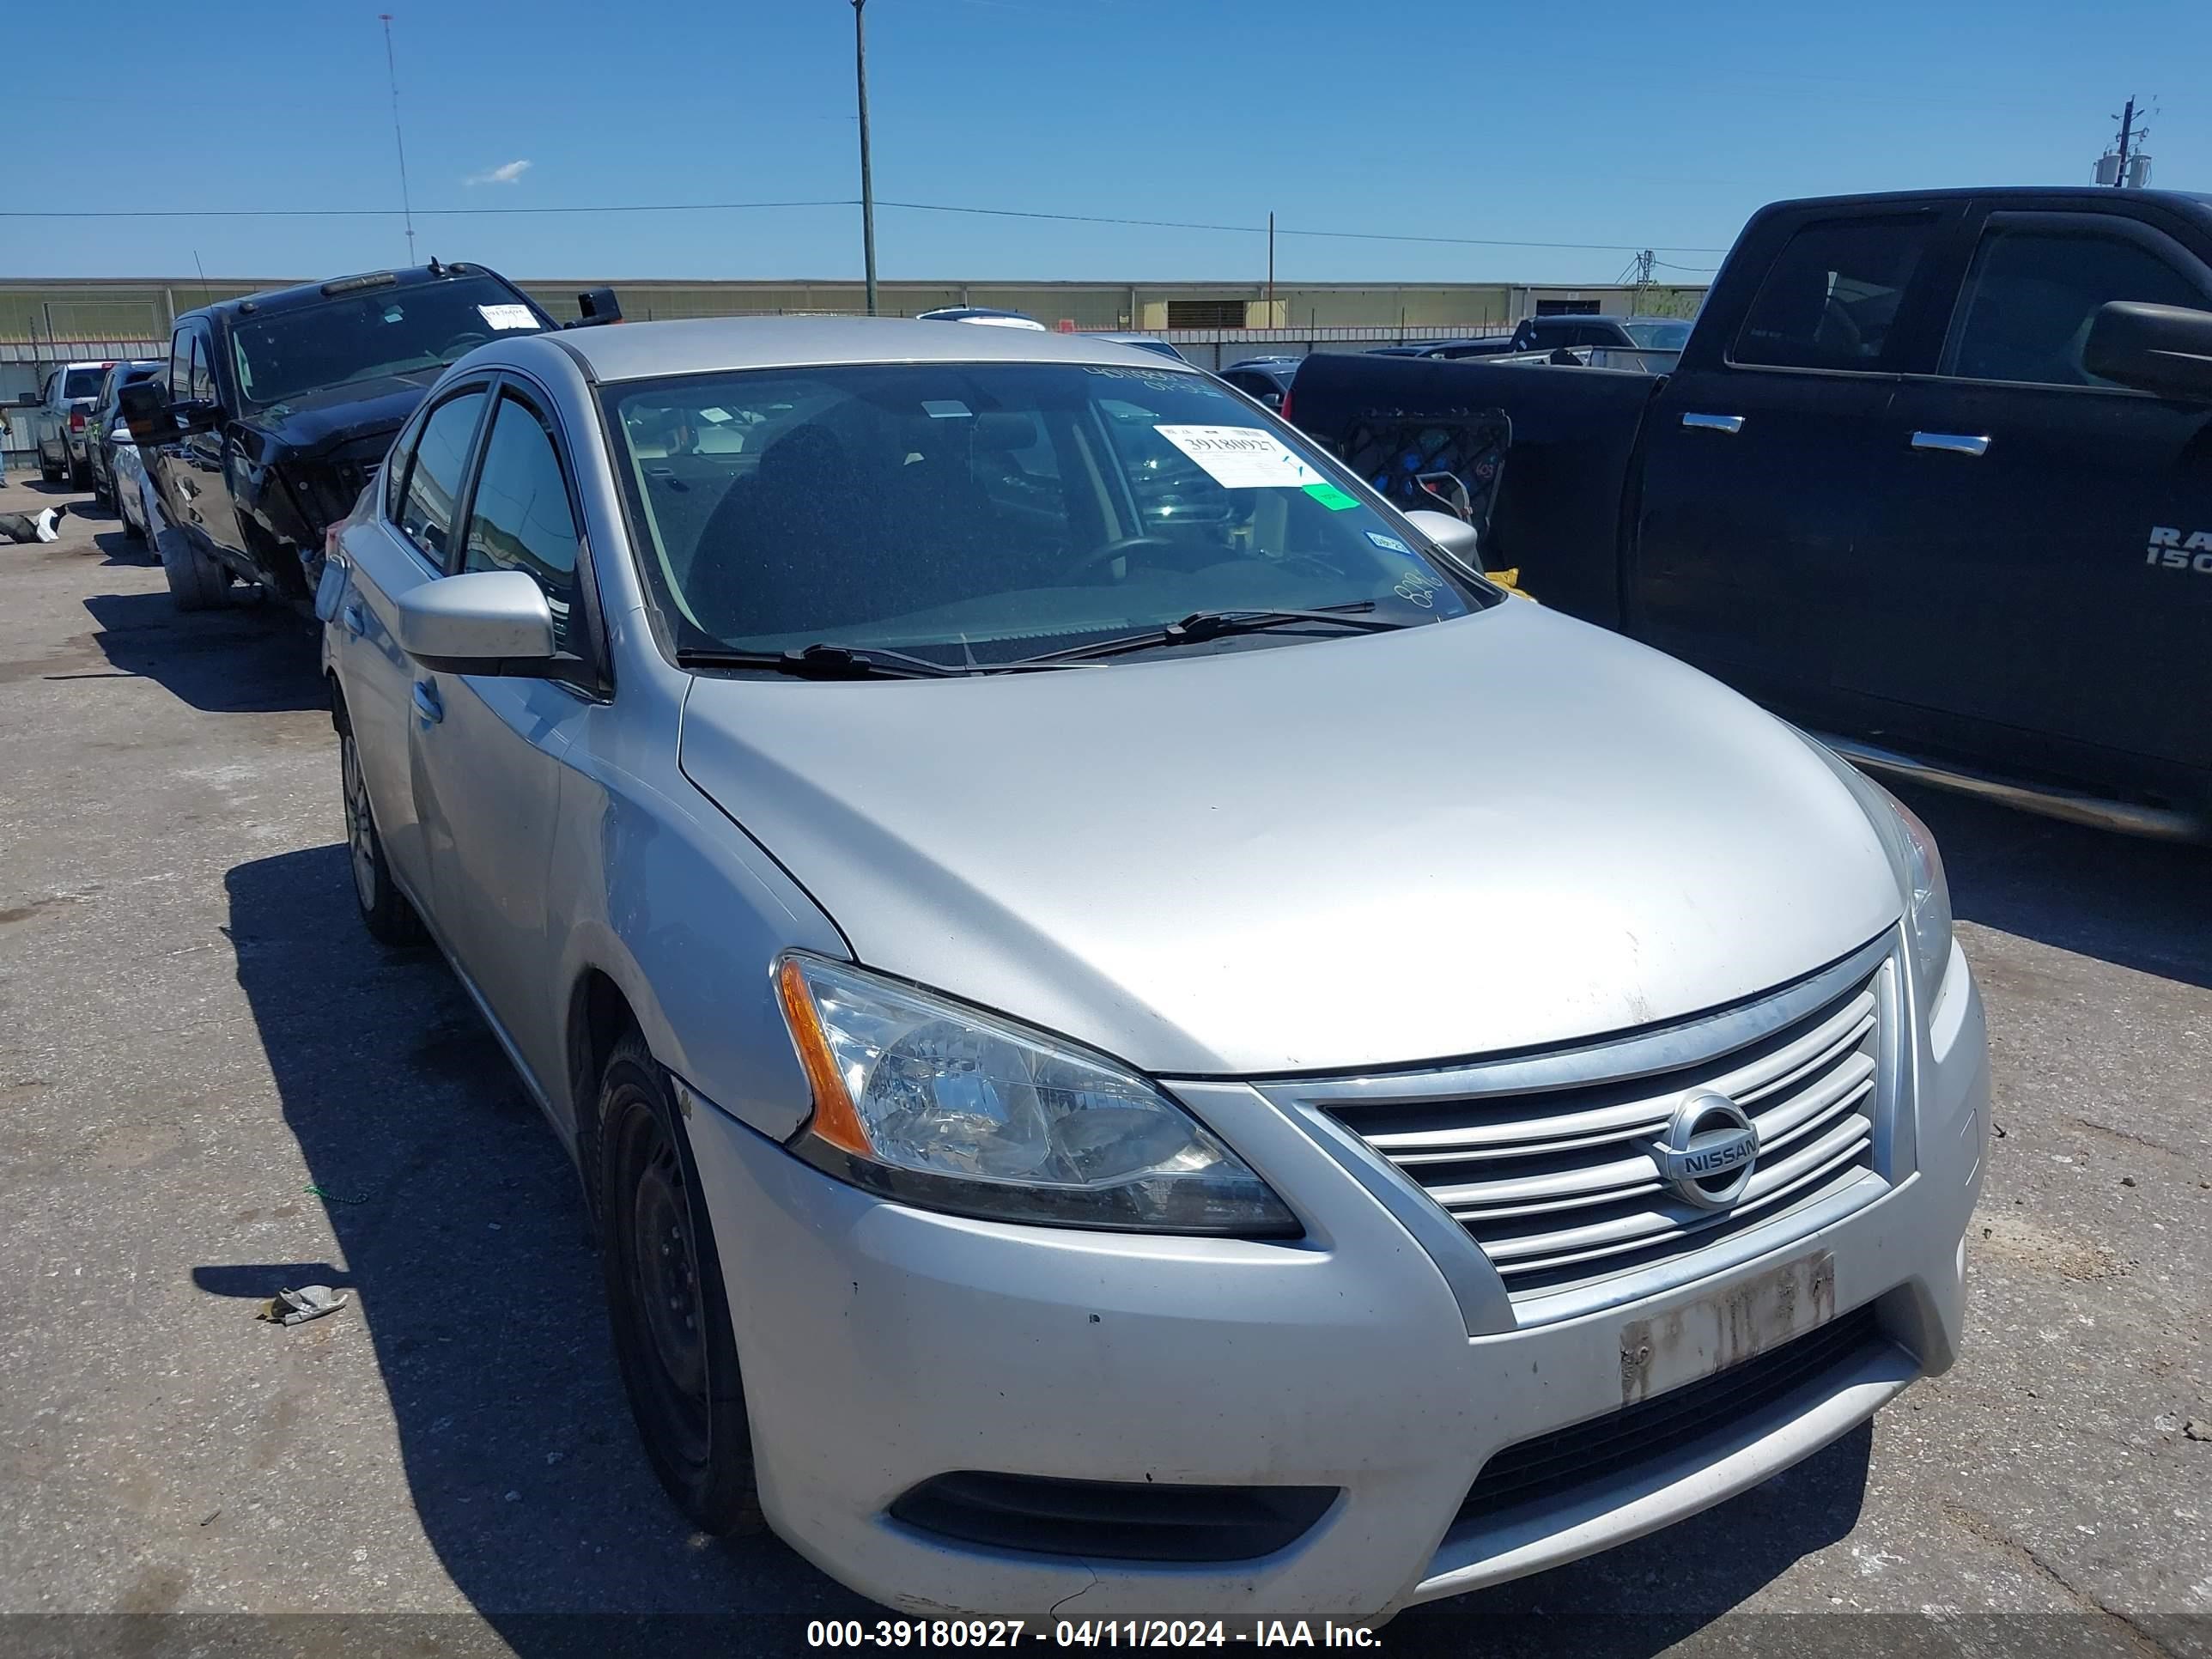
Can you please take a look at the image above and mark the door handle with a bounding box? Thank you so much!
[411,680,443,725]
[1680,412,1744,434]
[1911,431,1990,458]
[340,600,367,638]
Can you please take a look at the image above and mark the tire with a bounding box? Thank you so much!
[153,506,228,611]
[40,454,62,485]
[597,1030,765,1536]
[339,726,427,946]
[69,453,90,489]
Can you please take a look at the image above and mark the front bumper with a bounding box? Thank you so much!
[679,947,1987,1621]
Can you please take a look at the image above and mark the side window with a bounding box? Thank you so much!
[42,369,59,406]
[398,389,487,563]
[167,334,191,401]
[1732,216,1937,371]
[186,334,215,404]
[1943,222,2212,388]
[384,414,422,520]
[460,393,580,649]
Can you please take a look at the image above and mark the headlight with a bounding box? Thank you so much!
[1803,738,1954,998]
[774,956,1298,1237]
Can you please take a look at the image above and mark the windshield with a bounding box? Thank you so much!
[64,368,106,399]
[1619,319,1692,350]
[606,361,1480,670]
[228,276,545,408]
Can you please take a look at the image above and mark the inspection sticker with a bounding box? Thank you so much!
[1153,424,1322,489]
[1366,531,1413,555]
[477,303,541,331]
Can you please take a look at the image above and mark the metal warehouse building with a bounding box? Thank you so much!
[1,271,1705,420]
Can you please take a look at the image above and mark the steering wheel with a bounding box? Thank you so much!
[439,331,491,360]
[1061,535,1190,583]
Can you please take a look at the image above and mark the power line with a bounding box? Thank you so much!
[0,195,1732,255]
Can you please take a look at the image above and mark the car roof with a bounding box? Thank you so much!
[1769,185,2212,215]
[543,315,1209,382]
[173,262,520,327]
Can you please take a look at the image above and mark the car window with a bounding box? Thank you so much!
[186,336,215,404]
[1942,220,2212,388]
[1733,215,1936,372]
[605,360,1480,672]
[64,368,106,400]
[167,334,191,402]
[1224,372,1283,409]
[460,394,580,650]
[397,388,487,564]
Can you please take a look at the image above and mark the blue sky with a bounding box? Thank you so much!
[9,0,2207,285]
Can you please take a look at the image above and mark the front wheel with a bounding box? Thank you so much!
[598,1032,764,1536]
[153,501,229,611]
[340,727,426,946]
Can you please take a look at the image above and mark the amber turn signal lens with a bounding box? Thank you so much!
[776,957,874,1157]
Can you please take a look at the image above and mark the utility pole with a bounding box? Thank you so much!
[378,15,416,263]
[852,0,878,316]
[1266,211,1274,319]
[1635,247,1655,308]
[2112,96,2136,188]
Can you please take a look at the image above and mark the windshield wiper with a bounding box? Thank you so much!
[675,642,964,680]
[1000,603,1403,668]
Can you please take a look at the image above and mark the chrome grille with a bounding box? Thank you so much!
[1268,935,1899,1316]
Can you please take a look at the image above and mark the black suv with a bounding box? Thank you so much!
[129,263,573,611]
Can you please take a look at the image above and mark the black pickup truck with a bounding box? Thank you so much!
[1288,186,2212,837]
[125,263,586,611]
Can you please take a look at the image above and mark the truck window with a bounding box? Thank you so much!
[168,333,191,402]
[185,335,214,404]
[1942,220,2212,388]
[1731,216,1936,372]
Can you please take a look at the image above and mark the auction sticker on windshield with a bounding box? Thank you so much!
[477,304,541,331]
[1154,424,1323,490]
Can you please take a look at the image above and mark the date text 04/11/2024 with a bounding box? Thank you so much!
[805,1619,1384,1649]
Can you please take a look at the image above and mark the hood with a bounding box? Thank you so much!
[678,604,1903,1078]
[244,374,434,458]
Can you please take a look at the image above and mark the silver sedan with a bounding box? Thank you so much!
[320,317,1988,1622]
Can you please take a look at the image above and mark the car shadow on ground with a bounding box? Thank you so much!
[1886,781,2212,991]
[72,589,327,714]
[200,844,877,1654]
[193,841,1878,1656]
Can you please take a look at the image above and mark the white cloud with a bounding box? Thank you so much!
[465,159,532,186]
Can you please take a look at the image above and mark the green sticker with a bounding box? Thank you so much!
[1304,482,1359,511]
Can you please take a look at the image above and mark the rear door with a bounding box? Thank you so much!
[1632,204,1960,718]
[335,381,492,908]
[411,378,603,1096]
[1843,202,2212,781]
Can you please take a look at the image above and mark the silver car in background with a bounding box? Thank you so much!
[320,318,1988,1622]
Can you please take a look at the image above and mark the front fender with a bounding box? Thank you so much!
[549,737,846,1155]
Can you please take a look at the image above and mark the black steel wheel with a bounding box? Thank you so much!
[597,1031,763,1535]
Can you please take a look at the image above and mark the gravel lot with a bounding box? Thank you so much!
[2,480,2206,1659]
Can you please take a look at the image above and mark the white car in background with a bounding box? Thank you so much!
[106,421,153,544]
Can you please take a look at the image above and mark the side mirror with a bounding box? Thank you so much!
[109,422,132,444]
[568,286,623,327]
[2083,301,2212,399]
[1405,507,1482,571]
[394,569,557,675]
[15,390,40,406]
[118,380,213,444]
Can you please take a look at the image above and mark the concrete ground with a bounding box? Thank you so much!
[1,478,2206,1659]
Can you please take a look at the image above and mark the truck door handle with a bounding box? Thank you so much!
[340,600,367,638]
[1911,431,1990,458]
[411,680,443,726]
[1680,412,1744,434]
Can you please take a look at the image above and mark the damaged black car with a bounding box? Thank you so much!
[124,263,608,611]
